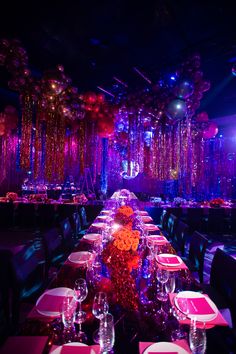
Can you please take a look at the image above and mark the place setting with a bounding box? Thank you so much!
[169,290,228,328]
[155,253,188,271]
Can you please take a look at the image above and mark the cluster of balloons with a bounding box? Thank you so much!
[0,105,18,136]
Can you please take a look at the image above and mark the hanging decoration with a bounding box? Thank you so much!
[0,38,234,200]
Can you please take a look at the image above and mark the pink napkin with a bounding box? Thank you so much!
[157,259,187,272]
[169,293,228,328]
[50,345,100,354]
[148,352,177,354]
[176,296,215,315]
[139,340,191,354]
[61,346,92,354]
[157,255,180,265]
[0,336,49,354]
[37,294,72,312]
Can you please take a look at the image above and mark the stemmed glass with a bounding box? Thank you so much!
[99,313,115,353]
[189,317,206,354]
[73,278,88,341]
[61,292,77,342]
[155,268,169,325]
[92,292,109,343]
[171,296,189,340]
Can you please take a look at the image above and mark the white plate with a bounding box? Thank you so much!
[146,235,168,243]
[174,290,218,322]
[36,287,74,317]
[156,253,183,267]
[101,210,111,214]
[141,216,153,222]
[136,210,148,215]
[144,223,158,230]
[83,233,102,242]
[91,222,106,228]
[50,342,95,354]
[97,215,109,220]
[68,251,92,264]
[143,341,189,354]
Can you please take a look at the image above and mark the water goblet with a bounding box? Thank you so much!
[73,278,88,341]
[61,293,77,342]
[171,296,189,340]
[92,292,109,343]
[155,268,169,327]
[165,272,176,294]
[189,318,207,354]
[99,313,115,353]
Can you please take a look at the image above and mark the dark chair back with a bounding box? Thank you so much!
[59,217,74,253]
[173,220,189,256]
[69,212,82,240]
[210,248,236,326]
[41,227,65,273]
[79,206,90,230]
[9,242,46,327]
[188,231,209,283]
[166,213,178,241]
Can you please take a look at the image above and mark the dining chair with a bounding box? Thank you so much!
[41,227,65,279]
[7,241,46,330]
[165,213,178,242]
[172,220,190,256]
[79,206,91,231]
[69,212,83,241]
[59,217,75,253]
[182,230,209,284]
[202,248,236,328]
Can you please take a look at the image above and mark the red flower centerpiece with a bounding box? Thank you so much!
[209,197,225,208]
[6,192,18,202]
[102,205,140,311]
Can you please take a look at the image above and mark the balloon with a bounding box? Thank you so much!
[203,122,218,139]
[166,99,187,121]
[196,111,209,122]
[174,80,194,99]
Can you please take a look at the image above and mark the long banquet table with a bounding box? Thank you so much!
[2,206,233,354]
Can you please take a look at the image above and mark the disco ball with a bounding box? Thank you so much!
[121,160,139,180]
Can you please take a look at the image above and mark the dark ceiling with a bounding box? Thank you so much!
[0,0,236,119]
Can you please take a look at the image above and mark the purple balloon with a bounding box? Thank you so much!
[166,99,187,121]
[174,80,194,99]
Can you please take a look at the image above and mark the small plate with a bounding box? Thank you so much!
[143,341,189,354]
[91,222,106,228]
[50,342,95,354]
[83,233,102,242]
[144,223,159,230]
[68,251,92,264]
[146,235,168,243]
[36,287,73,317]
[156,253,183,267]
[141,216,153,223]
[174,290,218,322]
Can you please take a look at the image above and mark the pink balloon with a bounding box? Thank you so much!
[203,122,218,139]
[196,111,209,122]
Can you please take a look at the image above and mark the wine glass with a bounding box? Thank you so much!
[73,278,88,341]
[99,313,115,353]
[189,318,206,354]
[171,296,189,340]
[155,268,169,326]
[165,272,176,294]
[92,292,109,343]
[61,293,77,342]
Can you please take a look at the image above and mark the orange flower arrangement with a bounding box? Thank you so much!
[6,192,18,201]
[113,227,140,251]
[113,205,135,226]
[102,205,140,311]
